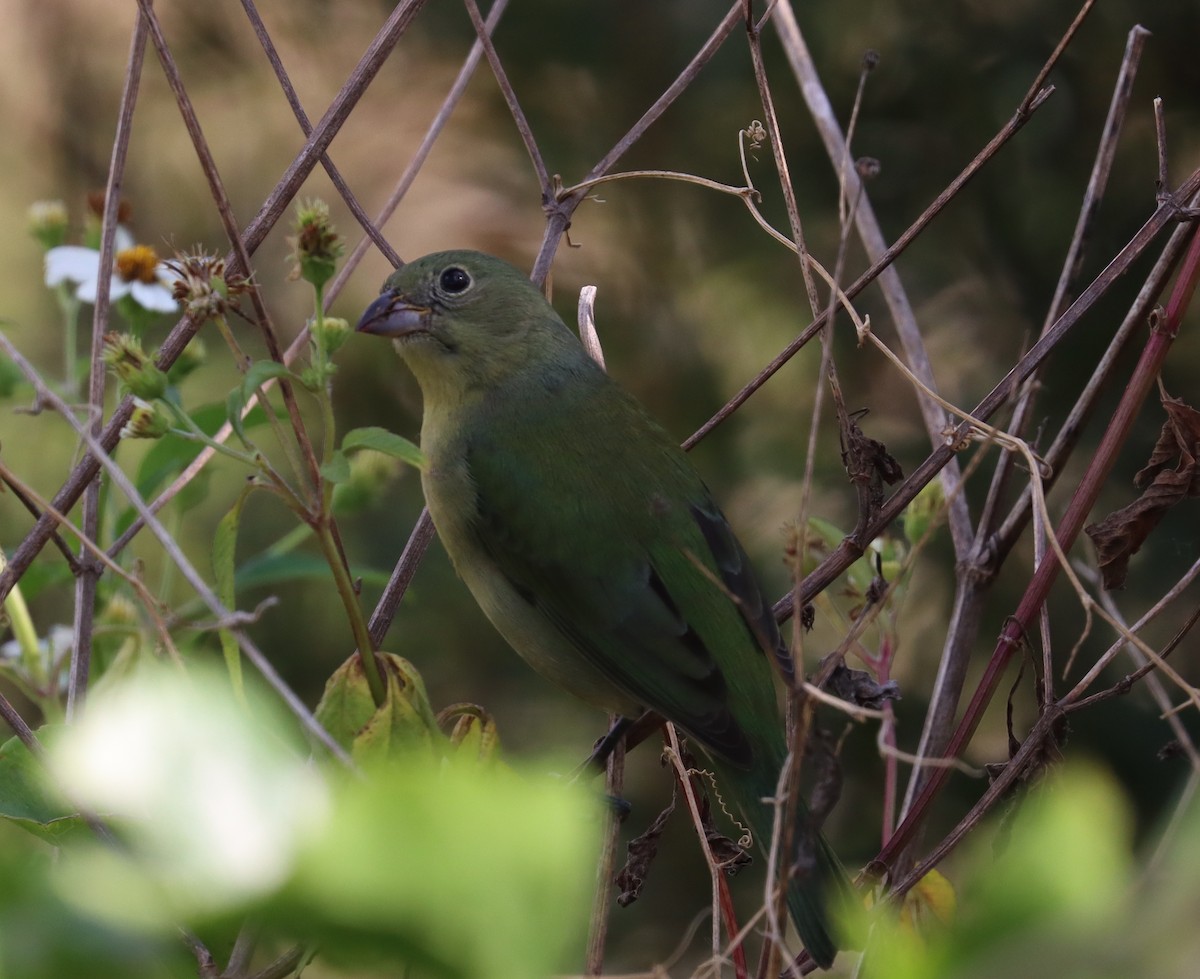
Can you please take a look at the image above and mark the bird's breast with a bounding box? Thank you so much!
[417,416,641,716]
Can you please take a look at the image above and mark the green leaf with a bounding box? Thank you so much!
[320,450,351,484]
[212,483,256,702]
[340,426,426,469]
[313,656,378,752]
[351,657,440,766]
[134,402,224,499]
[226,384,249,445]
[313,654,440,765]
[241,359,295,397]
[227,361,292,444]
[280,757,600,979]
[234,551,393,591]
[0,734,86,846]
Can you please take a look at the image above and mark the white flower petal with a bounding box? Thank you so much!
[130,279,178,313]
[44,246,101,287]
[77,275,129,305]
[115,226,135,251]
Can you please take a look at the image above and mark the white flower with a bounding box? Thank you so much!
[50,665,329,918]
[45,228,179,313]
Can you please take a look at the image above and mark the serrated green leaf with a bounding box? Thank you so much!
[340,426,426,470]
[313,656,378,752]
[313,654,440,765]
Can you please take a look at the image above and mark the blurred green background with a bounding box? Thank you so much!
[2,1,1199,972]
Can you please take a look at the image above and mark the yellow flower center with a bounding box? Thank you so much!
[115,245,161,284]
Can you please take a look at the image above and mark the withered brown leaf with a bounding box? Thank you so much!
[1085,397,1200,589]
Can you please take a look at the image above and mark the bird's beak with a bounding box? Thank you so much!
[356,290,431,338]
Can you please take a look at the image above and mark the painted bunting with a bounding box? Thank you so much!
[357,250,851,967]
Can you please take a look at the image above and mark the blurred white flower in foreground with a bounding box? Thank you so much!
[45,227,179,312]
[49,666,328,921]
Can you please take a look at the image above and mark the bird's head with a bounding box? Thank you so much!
[356,250,576,401]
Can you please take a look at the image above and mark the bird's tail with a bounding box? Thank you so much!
[780,825,850,969]
[721,764,853,970]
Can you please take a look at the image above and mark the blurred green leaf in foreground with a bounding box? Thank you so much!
[0,664,599,979]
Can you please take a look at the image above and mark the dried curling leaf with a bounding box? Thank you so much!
[615,790,676,907]
[1086,396,1200,589]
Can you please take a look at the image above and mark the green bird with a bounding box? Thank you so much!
[357,250,851,967]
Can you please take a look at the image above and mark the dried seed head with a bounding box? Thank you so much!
[167,249,249,320]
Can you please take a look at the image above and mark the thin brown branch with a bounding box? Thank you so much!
[877,215,1200,873]
[239,0,402,268]
[0,333,352,765]
[683,82,1058,451]
[885,592,1198,905]
[0,1,430,603]
[977,24,1150,545]
[328,0,510,300]
[366,508,436,649]
[462,0,552,200]
[69,12,149,719]
[989,197,1200,563]
[786,165,1200,613]
[898,22,1152,824]
[0,474,78,571]
[745,16,820,318]
[116,34,519,569]
[1065,602,1200,715]
[135,0,320,494]
[770,1,973,560]
[585,716,625,975]
[532,1,744,285]
[1021,0,1097,112]
[0,688,45,756]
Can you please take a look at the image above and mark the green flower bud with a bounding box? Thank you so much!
[288,199,343,290]
[314,652,441,764]
[28,200,69,251]
[314,316,351,356]
[120,398,171,439]
[103,332,168,399]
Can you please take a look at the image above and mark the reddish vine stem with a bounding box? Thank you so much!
[898,20,1152,831]
[875,216,1200,875]
[781,165,1200,614]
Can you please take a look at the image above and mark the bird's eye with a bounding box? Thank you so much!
[439,266,472,294]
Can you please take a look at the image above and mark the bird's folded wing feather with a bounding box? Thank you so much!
[464,391,787,769]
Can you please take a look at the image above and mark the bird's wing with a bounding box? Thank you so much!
[464,398,786,769]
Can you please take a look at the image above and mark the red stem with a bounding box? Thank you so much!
[876,217,1200,873]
